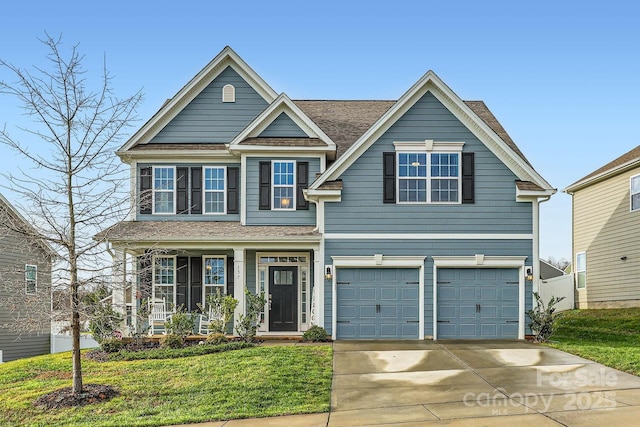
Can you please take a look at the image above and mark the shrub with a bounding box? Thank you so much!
[302,325,329,342]
[235,288,267,342]
[527,292,566,343]
[198,289,238,335]
[206,333,228,345]
[160,333,184,349]
[165,305,195,338]
[100,337,125,353]
[107,341,254,361]
[88,299,123,344]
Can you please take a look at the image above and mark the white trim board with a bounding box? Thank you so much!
[324,233,533,240]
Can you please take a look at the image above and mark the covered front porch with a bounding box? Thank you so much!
[102,221,323,337]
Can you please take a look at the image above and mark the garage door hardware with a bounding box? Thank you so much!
[506,281,519,284]
[337,281,350,285]
[437,320,451,323]
[506,320,519,323]
[337,320,350,324]
[475,304,481,313]
[375,304,381,313]
[437,281,451,284]
[406,320,419,323]
[405,281,419,284]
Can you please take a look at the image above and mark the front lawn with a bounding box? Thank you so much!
[546,308,640,376]
[0,345,332,427]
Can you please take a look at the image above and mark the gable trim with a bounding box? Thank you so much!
[229,93,337,156]
[309,71,553,193]
[120,47,278,152]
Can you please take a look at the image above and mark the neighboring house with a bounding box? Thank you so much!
[99,47,555,340]
[540,259,566,281]
[565,144,640,308]
[0,194,54,362]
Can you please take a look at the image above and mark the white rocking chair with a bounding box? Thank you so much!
[149,298,169,335]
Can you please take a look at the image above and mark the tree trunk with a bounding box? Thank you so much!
[71,280,82,394]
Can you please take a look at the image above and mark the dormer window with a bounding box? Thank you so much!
[222,84,235,103]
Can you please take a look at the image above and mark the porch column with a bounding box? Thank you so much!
[313,248,323,327]
[233,248,246,336]
[111,247,128,334]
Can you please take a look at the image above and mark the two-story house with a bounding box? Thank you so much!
[0,194,54,362]
[565,144,640,308]
[99,47,554,340]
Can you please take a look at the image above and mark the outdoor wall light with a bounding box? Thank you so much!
[325,266,332,280]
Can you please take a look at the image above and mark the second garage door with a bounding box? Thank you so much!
[437,268,519,339]
[336,268,419,339]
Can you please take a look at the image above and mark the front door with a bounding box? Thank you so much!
[269,266,298,331]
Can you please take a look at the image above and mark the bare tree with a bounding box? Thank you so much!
[545,256,570,271]
[0,35,142,395]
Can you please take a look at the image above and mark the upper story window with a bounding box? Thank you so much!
[153,166,176,214]
[575,252,586,289]
[204,167,226,214]
[273,161,295,210]
[203,256,226,302]
[631,174,640,212]
[153,256,176,306]
[222,84,235,103]
[25,264,37,295]
[394,141,464,204]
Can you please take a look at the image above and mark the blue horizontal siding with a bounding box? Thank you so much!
[150,66,269,144]
[245,157,319,226]
[259,112,308,137]
[325,91,532,234]
[323,238,533,338]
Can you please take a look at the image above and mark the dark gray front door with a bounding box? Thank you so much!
[336,268,419,339]
[269,266,298,331]
[437,268,519,339]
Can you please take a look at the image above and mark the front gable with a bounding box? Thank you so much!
[259,112,308,138]
[310,71,554,197]
[150,66,270,144]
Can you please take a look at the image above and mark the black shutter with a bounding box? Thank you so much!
[383,152,396,203]
[462,152,475,204]
[296,162,309,210]
[259,161,271,210]
[139,167,152,214]
[138,253,152,300]
[226,257,235,298]
[227,167,239,214]
[189,257,202,312]
[176,167,189,214]
[191,167,202,214]
[176,257,188,309]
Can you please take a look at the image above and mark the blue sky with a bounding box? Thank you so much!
[1,1,639,260]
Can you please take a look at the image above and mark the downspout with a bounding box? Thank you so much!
[532,195,552,295]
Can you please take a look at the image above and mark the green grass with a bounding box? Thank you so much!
[0,345,332,427]
[546,308,640,376]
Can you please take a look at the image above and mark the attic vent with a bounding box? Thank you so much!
[222,84,235,103]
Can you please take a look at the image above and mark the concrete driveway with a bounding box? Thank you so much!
[328,340,640,426]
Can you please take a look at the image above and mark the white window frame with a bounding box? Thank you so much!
[203,166,227,215]
[631,174,640,212]
[152,166,176,215]
[25,264,37,295]
[202,255,227,304]
[271,160,296,210]
[394,141,464,205]
[152,255,177,307]
[576,252,586,289]
[222,84,235,103]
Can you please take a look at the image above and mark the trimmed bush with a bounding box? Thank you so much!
[160,333,184,349]
[302,325,329,342]
[107,341,255,361]
[100,337,125,353]
[206,333,228,345]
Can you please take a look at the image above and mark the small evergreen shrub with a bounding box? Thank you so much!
[160,333,184,349]
[302,325,329,342]
[235,288,267,342]
[527,292,566,343]
[100,337,125,353]
[165,305,195,338]
[206,333,228,345]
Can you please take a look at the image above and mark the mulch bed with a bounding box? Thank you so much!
[34,384,119,409]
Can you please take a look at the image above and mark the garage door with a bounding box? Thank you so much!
[437,268,519,339]
[336,268,419,339]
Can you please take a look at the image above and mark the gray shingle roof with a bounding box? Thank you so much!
[566,144,640,191]
[97,221,320,243]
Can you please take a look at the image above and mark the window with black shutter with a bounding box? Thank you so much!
[296,162,309,210]
[139,167,152,214]
[227,167,239,214]
[259,161,271,210]
[383,152,396,203]
[462,152,475,204]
